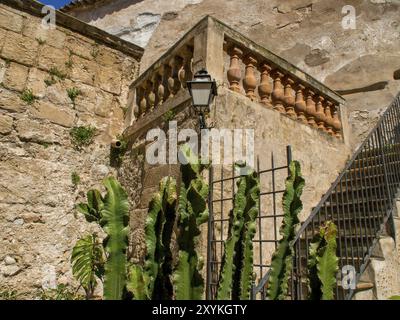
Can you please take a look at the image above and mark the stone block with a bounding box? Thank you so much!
[0,89,25,112]
[26,68,48,97]
[0,6,24,33]
[95,66,122,95]
[96,46,124,67]
[15,118,62,144]
[70,55,97,85]
[37,45,69,73]
[31,101,75,128]
[1,32,39,66]
[65,36,94,61]
[0,113,13,135]
[22,17,66,49]
[3,62,29,92]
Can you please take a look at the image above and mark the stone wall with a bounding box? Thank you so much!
[65,0,400,147]
[0,2,140,297]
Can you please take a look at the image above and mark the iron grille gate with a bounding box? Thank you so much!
[206,146,292,300]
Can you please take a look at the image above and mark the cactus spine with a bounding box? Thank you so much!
[173,145,209,300]
[217,165,260,300]
[267,161,305,300]
[308,221,338,300]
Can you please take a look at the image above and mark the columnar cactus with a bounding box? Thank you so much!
[217,165,260,300]
[127,177,177,300]
[173,145,209,300]
[267,161,305,300]
[308,221,338,300]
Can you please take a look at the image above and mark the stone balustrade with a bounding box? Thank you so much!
[131,41,194,119]
[224,40,343,139]
[127,16,346,141]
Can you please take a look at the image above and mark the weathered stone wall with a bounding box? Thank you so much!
[0,3,140,297]
[65,0,400,147]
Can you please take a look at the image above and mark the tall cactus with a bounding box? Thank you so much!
[101,177,130,300]
[308,221,338,300]
[267,161,305,300]
[173,145,209,300]
[217,165,260,300]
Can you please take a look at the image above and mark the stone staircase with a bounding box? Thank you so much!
[287,93,400,300]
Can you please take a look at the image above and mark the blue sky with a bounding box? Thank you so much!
[39,0,73,9]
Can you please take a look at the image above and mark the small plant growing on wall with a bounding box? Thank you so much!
[20,89,36,105]
[69,126,97,150]
[67,87,81,103]
[163,110,176,122]
[49,67,67,80]
[110,135,128,167]
[71,171,80,189]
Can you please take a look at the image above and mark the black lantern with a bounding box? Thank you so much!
[187,69,217,129]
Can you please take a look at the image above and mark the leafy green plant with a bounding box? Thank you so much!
[36,38,46,45]
[163,110,176,122]
[0,290,18,300]
[67,87,81,103]
[71,177,130,300]
[127,177,177,300]
[49,67,67,80]
[44,77,56,87]
[70,126,97,150]
[308,221,338,300]
[173,145,209,300]
[71,171,80,188]
[217,164,260,300]
[76,189,104,224]
[71,234,105,299]
[267,161,305,300]
[20,89,36,104]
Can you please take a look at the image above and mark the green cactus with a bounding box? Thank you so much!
[126,177,177,300]
[127,265,150,300]
[308,221,339,300]
[173,145,209,300]
[267,161,305,300]
[101,177,130,300]
[217,164,260,300]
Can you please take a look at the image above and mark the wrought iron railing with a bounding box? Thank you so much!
[290,92,400,300]
[206,146,292,300]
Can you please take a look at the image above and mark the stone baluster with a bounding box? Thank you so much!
[168,57,178,98]
[147,79,156,112]
[295,84,307,124]
[325,101,335,136]
[227,46,243,93]
[243,54,258,101]
[138,84,147,117]
[157,66,166,106]
[284,76,296,119]
[315,95,327,132]
[305,89,318,128]
[271,70,286,113]
[176,55,185,89]
[258,62,272,107]
[177,45,193,89]
[332,106,342,139]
